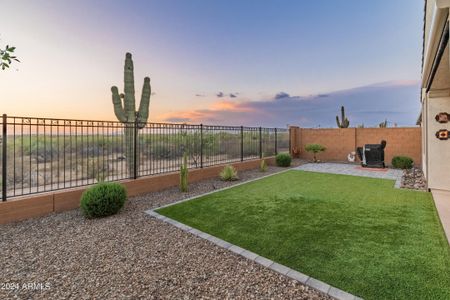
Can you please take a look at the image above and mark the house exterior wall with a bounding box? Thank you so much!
[422,90,429,177]
[421,1,450,191]
[424,94,450,190]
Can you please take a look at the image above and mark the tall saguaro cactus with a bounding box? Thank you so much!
[336,106,350,128]
[111,52,151,176]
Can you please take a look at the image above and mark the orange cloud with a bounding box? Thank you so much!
[158,100,256,123]
[210,100,254,112]
[157,110,215,123]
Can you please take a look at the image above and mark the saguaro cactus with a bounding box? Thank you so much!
[336,106,350,128]
[111,53,151,176]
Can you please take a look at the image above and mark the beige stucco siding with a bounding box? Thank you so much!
[422,91,428,177]
[425,94,450,190]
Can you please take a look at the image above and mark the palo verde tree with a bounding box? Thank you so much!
[111,53,151,176]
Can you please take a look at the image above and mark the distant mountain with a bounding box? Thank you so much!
[163,81,421,128]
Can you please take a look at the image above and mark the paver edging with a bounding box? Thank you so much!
[144,169,363,300]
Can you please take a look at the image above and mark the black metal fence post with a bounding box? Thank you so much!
[133,119,138,180]
[259,127,262,158]
[240,126,244,162]
[2,114,7,201]
[274,128,278,155]
[0,115,291,200]
[200,124,203,168]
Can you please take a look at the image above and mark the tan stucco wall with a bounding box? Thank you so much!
[422,90,429,177]
[289,127,422,166]
[425,95,450,190]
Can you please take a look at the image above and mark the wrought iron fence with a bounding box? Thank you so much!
[0,114,289,201]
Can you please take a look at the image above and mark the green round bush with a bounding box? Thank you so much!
[276,153,292,167]
[392,156,414,169]
[80,182,127,218]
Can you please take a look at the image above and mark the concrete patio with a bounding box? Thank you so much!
[294,163,403,188]
[431,190,450,245]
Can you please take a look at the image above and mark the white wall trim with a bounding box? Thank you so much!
[428,88,450,98]
[423,4,448,88]
[437,0,450,9]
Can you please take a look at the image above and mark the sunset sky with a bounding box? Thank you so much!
[1,0,423,127]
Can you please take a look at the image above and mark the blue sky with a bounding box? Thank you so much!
[1,0,424,126]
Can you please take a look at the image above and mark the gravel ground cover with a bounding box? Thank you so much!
[0,160,330,300]
[400,167,427,191]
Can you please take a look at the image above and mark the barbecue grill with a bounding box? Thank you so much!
[356,140,386,168]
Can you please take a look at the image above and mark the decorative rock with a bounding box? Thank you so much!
[0,162,329,300]
[401,167,427,191]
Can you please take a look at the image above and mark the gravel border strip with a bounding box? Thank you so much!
[145,171,363,300]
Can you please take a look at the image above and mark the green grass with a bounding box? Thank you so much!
[157,170,450,300]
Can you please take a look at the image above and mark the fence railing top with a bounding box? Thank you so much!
[4,114,288,131]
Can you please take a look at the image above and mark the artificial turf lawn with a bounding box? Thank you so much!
[156,170,450,300]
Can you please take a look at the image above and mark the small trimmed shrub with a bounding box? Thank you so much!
[220,165,239,181]
[80,182,127,218]
[392,156,413,169]
[276,153,292,167]
[305,144,326,162]
[260,159,268,172]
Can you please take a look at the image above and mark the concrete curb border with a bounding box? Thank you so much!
[145,170,363,300]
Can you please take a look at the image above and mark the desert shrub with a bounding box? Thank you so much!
[180,152,188,192]
[276,153,292,167]
[87,158,108,182]
[80,182,127,218]
[305,144,326,162]
[24,138,60,162]
[260,159,268,172]
[392,156,413,169]
[220,165,239,181]
[151,142,174,159]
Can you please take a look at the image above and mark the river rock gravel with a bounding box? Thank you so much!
[400,167,427,191]
[0,161,330,300]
